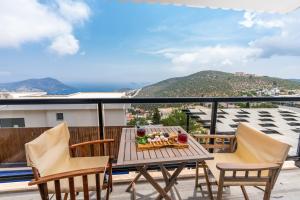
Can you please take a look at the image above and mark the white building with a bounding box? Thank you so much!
[158,108,173,119]
[0,92,130,127]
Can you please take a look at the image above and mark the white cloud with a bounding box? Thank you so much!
[240,10,300,58]
[49,34,79,55]
[56,0,90,23]
[0,71,11,76]
[151,46,262,73]
[0,0,90,55]
[239,12,257,28]
[239,12,284,28]
[143,10,300,77]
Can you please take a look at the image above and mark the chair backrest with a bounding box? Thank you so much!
[235,123,290,164]
[25,122,71,176]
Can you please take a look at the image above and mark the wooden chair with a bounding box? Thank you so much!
[193,122,290,200]
[193,134,236,188]
[25,122,114,200]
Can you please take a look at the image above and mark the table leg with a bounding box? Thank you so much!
[161,165,178,185]
[160,165,180,199]
[137,166,171,200]
[160,164,170,185]
[126,165,147,192]
[131,182,136,200]
[155,163,186,200]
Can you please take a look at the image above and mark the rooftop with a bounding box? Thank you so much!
[188,107,300,156]
[0,92,126,99]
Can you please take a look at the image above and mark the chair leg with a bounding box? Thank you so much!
[241,186,249,200]
[63,193,69,200]
[216,183,223,200]
[38,183,49,200]
[109,164,113,192]
[106,168,112,200]
[195,161,199,188]
[217,170,225,200]
[263,182,272,200]
[202,162,213,200]
[106,183,110,200]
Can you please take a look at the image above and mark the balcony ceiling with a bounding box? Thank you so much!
[132,0,300,13]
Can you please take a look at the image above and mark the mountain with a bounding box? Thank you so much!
[0,78,77,94]
[116,88,133,92]
[290,79,300,83]
[137,70,300,97]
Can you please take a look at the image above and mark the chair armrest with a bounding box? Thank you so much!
[70,139,115,158]
[216,163,280,171]
[70,139,114,149]
[28,167,106,186]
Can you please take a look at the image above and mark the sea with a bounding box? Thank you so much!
[67,82,148,93]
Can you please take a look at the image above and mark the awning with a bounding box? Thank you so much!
[130,0,300,13]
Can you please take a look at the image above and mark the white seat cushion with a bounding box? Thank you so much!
[47,156,109,193]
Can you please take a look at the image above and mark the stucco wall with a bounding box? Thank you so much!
[0,106,127,127]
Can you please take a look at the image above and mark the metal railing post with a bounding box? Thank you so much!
[97,102,104,140]
[209,101,218,152]
[296,136,300,167]
[297,136,300,158]
[210,101,218,135]
[186,113,190,133]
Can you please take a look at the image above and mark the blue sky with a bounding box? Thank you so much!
[0,0,300,84]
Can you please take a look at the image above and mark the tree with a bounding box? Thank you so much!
[127,117,149,126]
[152,108,161,124]
[160,109,200,132]
[251,102,278,108]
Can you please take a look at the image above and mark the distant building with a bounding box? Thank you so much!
[0,92,130,127]
[257,88,281,96]
[158,108,173,119]
[234,72,256,77]
[0,92,47,99]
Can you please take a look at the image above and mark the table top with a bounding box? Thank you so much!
[117,126,213,167]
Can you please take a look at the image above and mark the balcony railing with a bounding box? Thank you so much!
[1,96,300,182]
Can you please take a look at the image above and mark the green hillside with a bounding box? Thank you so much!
[137,71,300,97]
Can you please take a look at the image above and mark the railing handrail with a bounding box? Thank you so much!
[1,96,300,105]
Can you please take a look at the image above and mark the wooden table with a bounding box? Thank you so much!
[117,126,213,200]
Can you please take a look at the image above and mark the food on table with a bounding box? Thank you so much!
[136,130,189,150]
[136,131,172,144]
[136,130,188,145]
[149,134,155,139]
[136,136,148,144]
[137,126,146,137]
[177,130,188,144]
[163,132,169,138]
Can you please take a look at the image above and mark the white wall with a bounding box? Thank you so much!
[0,110,47,127]
[0,106,127,127]
[45,110,98,127]
[104,109,126,126]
